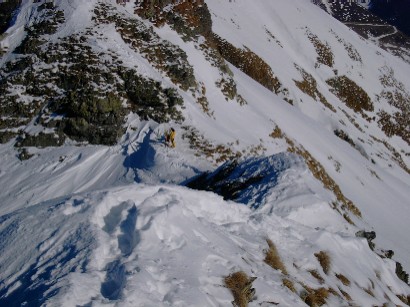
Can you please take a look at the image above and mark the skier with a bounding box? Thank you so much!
[165,127,176,148]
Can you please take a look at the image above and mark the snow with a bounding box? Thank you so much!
[0,0,409,306]
[1,181,408,306]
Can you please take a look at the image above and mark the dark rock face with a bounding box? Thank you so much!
[312,0,410,63]
[370,0,410,37]
[0,0,21,35]
[396,262,410,284]
[355,230,376,250]
[356,230,409,285]
[0,3,187,146]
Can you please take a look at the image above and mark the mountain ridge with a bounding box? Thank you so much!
[0,0,409,306]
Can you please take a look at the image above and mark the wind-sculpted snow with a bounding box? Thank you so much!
[0,0,410,305]
[1,180,409,306]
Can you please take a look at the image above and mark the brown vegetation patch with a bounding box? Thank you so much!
[182,126,242,164]
[294,65,336,112]
[301,286,330,307]
[212,34,288,97]
[377,66,410,146]
[265,27,283,48]
[327,76,373,113]
[306,30,334,67]
[336,273,351,286]
[363,286,375,297]
[216,78,236,100]
[340,109,364,133]
[199,42,246,106]
[315,251,331,275]
[339,288,352,301]
[370,135,410,175]
[397,294,410,306]
[334,129,355,147]
[343,213,355,225]
[282,278,296,293]
[286,138,362,218]
[224,271,256,307]
[269,126,283,139]
[309,270,325,284]
[330,30,362,63]
[196,95,212,115]
[264,239,288,275]
[136,0,211,40]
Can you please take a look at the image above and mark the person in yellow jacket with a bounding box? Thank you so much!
[165,127,176,148]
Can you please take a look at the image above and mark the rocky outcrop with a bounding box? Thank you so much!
[136,0,211,40]
[0,0,21,35]
[356,230,409,285]
[312,0,410,64]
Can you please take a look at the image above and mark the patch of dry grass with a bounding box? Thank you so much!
[269,126,283,139]
[282,278,296,293]
[306,30,334,67]
[224,271,256,307]
[326,76,373,113]
[294,65,336,112]
[363,286,375,297]
[339,287,352,301]
[286,138,362,218]
[335,273,351,286]
[264,239,288,275]
[309,270,325,284]
[301,286,330,307]
[331,29,362,63]
[315,251,331,275]
[396,294,410,306]
[370,135,410,175]
[213,34,290,100]
[182,126,242,163]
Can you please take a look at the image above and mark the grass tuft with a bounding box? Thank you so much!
[301,286,330,307]
[282,278,296,293]
[224,271,256,307]
[286,138,361,218]
[335,273,350,286]
[326,76,373,113]
[315,251,331,275]
[264,239,288,275]
[339,287,352,301]
[309,270,325,284]
[294,65,336,112]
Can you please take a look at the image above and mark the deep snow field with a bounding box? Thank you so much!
[0,0,410,306]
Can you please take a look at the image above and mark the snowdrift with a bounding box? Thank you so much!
[1,154,409,306]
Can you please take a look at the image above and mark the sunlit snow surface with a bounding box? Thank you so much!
[1,172,408,306]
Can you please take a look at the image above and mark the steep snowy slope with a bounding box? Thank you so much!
[0,0,409,306]
[1,158,409,306]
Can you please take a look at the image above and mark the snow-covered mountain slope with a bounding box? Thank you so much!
[1,157,409,307]
[0,0,410,306]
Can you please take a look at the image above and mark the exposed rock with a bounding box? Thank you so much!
[0,0,21,35]
[15,132,65,148]
[17,148,34,161]
[355,230,376,250]
[312,0,410,64]
[396,262,409,284]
